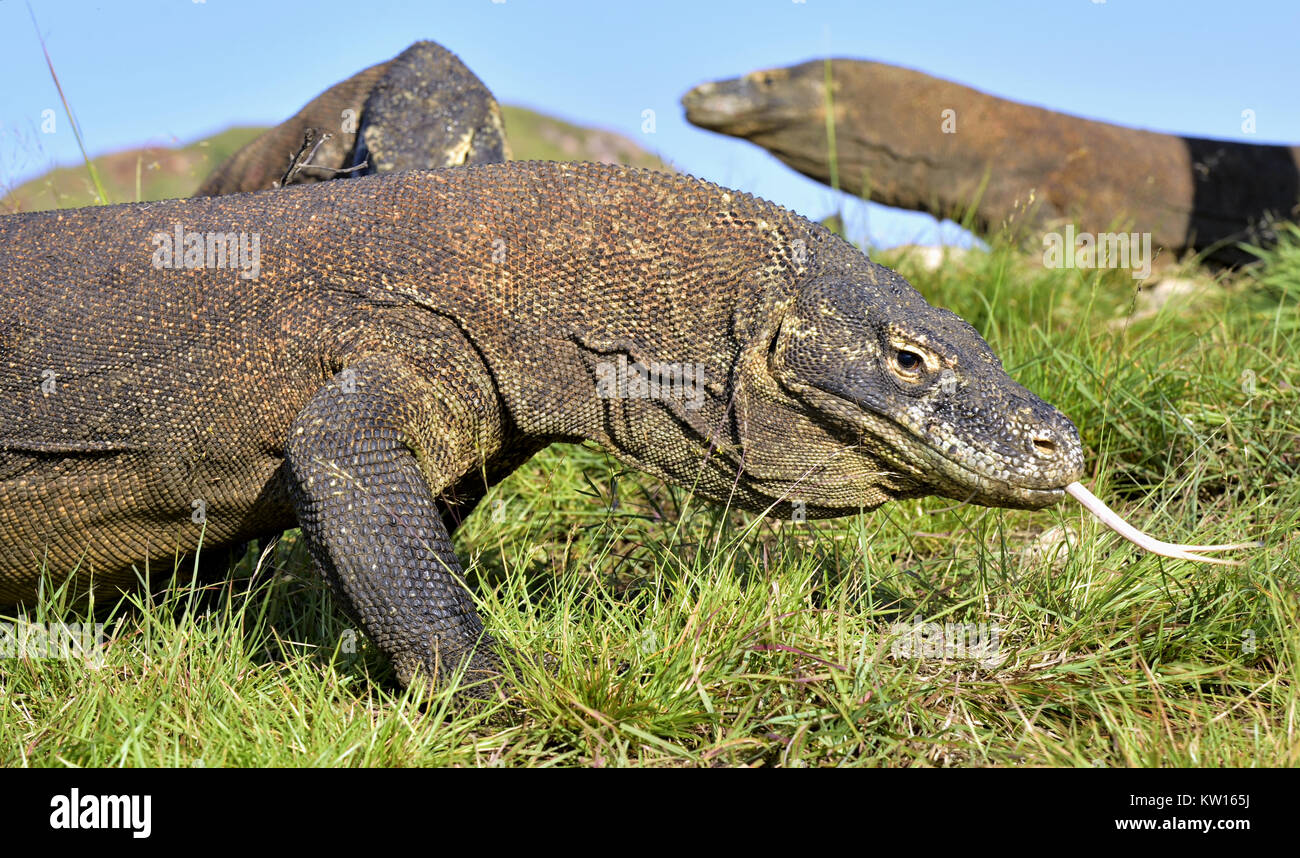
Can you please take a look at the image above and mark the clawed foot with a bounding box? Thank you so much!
[406,645,537,721]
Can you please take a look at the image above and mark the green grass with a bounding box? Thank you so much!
[3,224,1295,767]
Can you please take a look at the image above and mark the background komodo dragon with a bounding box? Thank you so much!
[0,162,1244,698]
[193,40,508,196]
[683,59,1300,267]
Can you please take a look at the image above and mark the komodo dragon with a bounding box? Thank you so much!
[0,162,1248,696]
[683,59,1300,266]
[193,40,508,197]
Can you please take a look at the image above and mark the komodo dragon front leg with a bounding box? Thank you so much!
[285,351,507,696]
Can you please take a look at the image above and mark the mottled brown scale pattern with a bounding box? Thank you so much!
[0,161,1083,694]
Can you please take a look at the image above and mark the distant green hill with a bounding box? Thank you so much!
[498,105,664,168]
[1,105,666,212]
[1,127,264,212]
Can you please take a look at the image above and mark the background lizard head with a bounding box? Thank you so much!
[682,65,823,139]
[732,256,1086,514]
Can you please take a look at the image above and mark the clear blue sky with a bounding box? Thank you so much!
[2,0,1296,248]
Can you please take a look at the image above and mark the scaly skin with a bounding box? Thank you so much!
[683,59,1300,266]
[193,40,508,197]
[0,162,1083,693]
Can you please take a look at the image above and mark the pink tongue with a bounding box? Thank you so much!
[1064,482,1260,567]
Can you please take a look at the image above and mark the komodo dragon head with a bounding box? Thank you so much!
[649,244,1249,563]
[747,264,1084,514]
[681,65,821,139]
[649,214,1247,563]
[672,227,1248,563]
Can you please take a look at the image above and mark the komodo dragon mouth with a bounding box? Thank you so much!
[914,437,1257,565]
[896,416,1257,565]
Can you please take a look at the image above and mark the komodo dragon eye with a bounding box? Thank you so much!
[893,349,925,377]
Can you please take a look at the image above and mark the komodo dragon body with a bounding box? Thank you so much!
[683,59,1300,266]
[193,40,508,197]
[0,161,1085,691]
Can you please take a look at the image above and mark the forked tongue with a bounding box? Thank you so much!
[1065,482,1259,566]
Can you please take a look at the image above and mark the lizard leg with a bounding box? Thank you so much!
[285,354,504,697]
